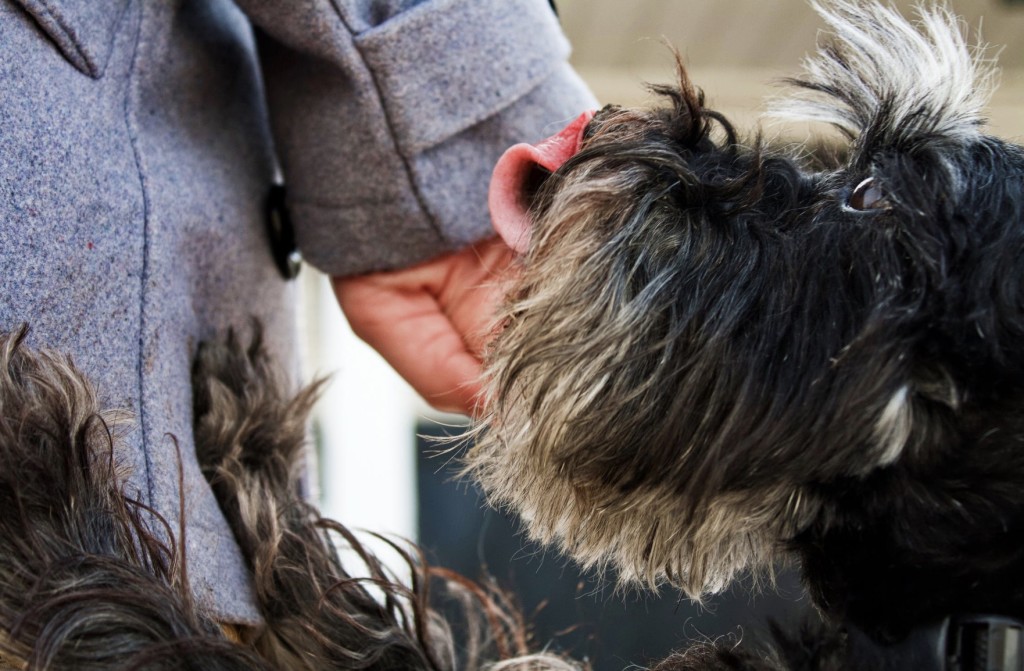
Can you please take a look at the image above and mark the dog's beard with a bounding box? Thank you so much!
[469,100,823,598]
[467,0,1018,601]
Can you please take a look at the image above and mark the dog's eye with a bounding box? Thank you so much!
[847,177,888,211]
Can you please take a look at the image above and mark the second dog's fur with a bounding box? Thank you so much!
[0,326,578,670]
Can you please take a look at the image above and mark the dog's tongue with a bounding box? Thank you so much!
[489,110,595,254]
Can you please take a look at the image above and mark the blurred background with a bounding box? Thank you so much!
[301,2,1024,669]
[562,0,1024,136]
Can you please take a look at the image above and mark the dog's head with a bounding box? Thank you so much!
[470,0,1024,607]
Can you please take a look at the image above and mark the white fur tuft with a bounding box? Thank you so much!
[772,1,998,142]
[874,384,912,466]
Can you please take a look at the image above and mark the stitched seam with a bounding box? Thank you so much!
[327,0,448,245]
[402,67,558,156]
[351,0,567,154]
[122,0,155,509]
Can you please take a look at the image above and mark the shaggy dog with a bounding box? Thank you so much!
[0,325,577,670]
[472,1,1024,669]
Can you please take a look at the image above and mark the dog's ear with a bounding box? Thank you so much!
[772,1,996,147]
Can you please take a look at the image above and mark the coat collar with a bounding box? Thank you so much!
[13,0,130,78]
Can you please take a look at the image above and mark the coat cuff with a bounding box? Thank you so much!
[297,60,597,277]
[354,0,571,156]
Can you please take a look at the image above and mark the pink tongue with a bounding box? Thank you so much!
[489,110,595,254]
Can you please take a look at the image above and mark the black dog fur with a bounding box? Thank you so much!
[469,2,1024,669]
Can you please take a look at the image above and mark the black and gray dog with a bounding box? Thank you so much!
[473,1,1024,669]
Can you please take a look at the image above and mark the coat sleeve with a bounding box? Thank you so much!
[233,0,597,277]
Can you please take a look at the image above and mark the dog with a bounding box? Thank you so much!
[0,325,583,670]
[470,1,1024,669]
[3,3,1022,669]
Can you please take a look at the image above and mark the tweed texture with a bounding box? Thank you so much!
[243,0,595,274]
[0,0,595,624]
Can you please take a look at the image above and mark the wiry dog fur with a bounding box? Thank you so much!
[0,326,262,670]
[469,2,1024,668]
[0,325,580,671]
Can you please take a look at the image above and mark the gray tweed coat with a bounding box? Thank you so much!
[0,0,594,623]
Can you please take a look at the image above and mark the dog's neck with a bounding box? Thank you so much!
[794,463,1024,643]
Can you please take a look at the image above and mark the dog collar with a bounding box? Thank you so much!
[941,615,1024,671]
[876,615,1024,670]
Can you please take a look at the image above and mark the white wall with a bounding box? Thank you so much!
[300,272,420,547]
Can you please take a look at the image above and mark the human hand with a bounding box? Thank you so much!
[331,238,516,416]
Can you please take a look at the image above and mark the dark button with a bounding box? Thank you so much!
[265,183,301,280]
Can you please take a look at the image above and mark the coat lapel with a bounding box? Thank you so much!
[11,0,130,78]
